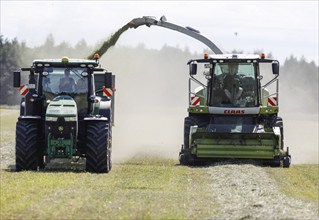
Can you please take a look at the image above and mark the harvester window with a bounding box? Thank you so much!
[211,63,258,107]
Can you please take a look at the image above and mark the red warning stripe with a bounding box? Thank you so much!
[191,96,200,106]
[103,87,113,97]
[268,97,278,106]
[17,85,29,96]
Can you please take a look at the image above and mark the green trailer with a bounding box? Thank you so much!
[179,53,291,167]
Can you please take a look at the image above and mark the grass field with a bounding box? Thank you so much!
[0,108,18,143]
[1,107,318,219]
[0,158,217,219]
[266,164,319,203]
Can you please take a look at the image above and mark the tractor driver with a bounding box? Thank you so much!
[59,69,76,93]
[223,63,243,104]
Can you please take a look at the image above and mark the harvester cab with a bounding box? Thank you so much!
[179,53,291,167]
[13,56,115,173]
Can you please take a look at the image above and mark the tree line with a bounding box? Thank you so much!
[0,34,318,108]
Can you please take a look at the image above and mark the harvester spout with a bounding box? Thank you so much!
[128,16,223,54]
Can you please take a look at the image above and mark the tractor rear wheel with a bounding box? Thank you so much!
[179,115,208,165]
[15,120,39,171]
[85,122,111,173]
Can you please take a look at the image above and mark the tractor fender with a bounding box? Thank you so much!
[19,97,25,116]
[18,116,41,121]
[84,116,109,122]
[98,98,112,121]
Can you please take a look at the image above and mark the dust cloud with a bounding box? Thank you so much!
[102,45,191,162]
[97,45,318,164]
[280,85,318,164]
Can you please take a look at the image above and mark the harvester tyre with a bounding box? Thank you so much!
[179,116,208,165]
[179,149,191,165]
[283,147,291,168]
[15,120,39,171]
[86,122,111,173]
[271,156,281,167]
[283,156,291,168]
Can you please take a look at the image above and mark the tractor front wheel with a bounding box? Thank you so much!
[85,122,112,173]
[15,120,39,171]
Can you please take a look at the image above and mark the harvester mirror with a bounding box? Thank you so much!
[105,72,113,88]
[189,63,197,75]
[272,61,280,75]
[13,71,21,88]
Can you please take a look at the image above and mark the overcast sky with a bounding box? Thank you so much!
[1,1,318,64]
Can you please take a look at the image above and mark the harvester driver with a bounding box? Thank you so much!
[59,69,76,93]
[223,63,243,104]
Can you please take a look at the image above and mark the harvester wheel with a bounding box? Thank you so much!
[179,148,192,165]
[283,147,291,168]
[283,156,291,168]
[86,122,111,173]
[271,156,281,167]
[15,120,39,171]
[179,116,208,165]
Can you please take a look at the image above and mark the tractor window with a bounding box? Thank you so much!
[210,63,258,107]
[42,67,89,115]
[42,67,88,94]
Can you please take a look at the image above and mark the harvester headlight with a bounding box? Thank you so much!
[64,116,77,121]
[46,116,58,121]
[58,126,64,132]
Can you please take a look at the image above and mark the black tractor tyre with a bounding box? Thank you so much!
[85,122,111,173]
[15,120,39,171]
[179,116,208,165]
[108,126,113,171]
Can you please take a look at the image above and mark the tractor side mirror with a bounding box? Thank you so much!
[105,72,112,88]
[13,71,21,88]
[189,63,197,75]
[272,61,280,75]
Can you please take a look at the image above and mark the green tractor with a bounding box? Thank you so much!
[179,53,291,167]
[13,56,115,173]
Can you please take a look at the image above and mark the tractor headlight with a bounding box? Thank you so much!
[64,116,77,122]
[46,116,58,121]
